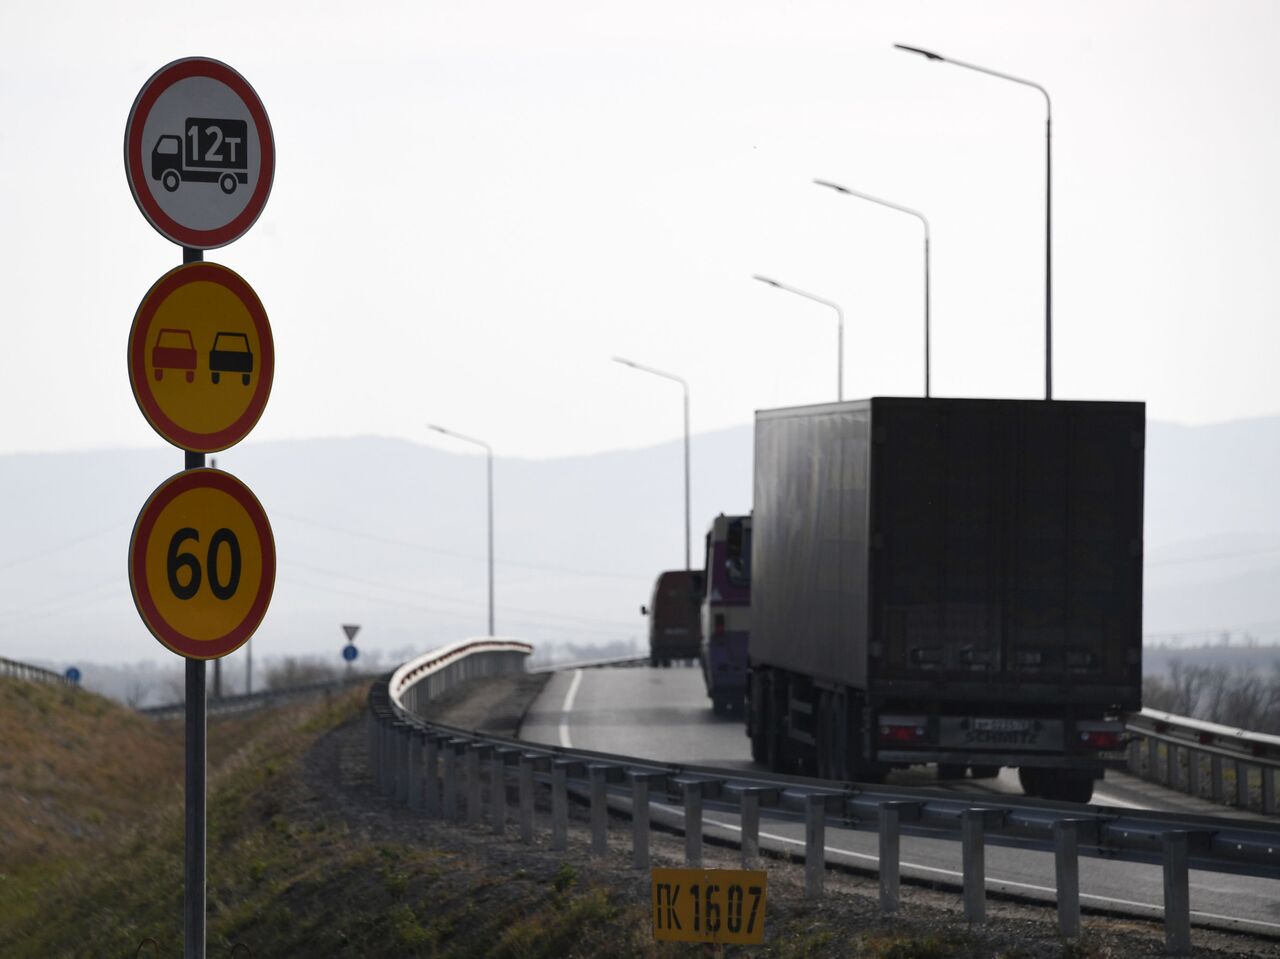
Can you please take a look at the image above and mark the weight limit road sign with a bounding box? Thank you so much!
[130,469,275,660]
[124,57,275,249]
[128,261,274,453]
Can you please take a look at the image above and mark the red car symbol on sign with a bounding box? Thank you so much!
[152,328,197,383]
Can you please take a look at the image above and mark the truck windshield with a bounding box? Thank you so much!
[725,521,751,587]
[156,136,180,155]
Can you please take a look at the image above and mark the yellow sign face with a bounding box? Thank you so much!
[651,868,767,945]
[129,469,275,659]
[128,261,273,453]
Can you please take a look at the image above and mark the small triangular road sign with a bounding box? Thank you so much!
[342,624,361,643]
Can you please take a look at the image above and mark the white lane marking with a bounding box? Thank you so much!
[558,668,583,749]
[1090,789,1152,810]
[651,805,1280,933]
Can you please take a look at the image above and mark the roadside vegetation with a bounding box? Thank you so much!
[0,675,1271,958]
[1143,658,1280,733]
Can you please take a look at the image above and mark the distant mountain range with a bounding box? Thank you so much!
[3,411,1280,687]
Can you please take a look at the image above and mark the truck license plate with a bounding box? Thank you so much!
[939,717,1063,751]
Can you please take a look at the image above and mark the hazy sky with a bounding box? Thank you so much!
[3,0,1278,460]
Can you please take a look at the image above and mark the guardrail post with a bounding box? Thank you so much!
[407,730,424,811]
[961,809,1004,924]
[683,783,703,867]
[1053,819,1086,939]
[628,772,655,870]
[1263,766,1277,815]
[1235,760,1251,810]
[804,794,826,900]
[1146,736,1160,782]
[1187,747,1202,798]
[424,735,440,818]
[1127,736,1141,774]
[551,761,571,852]
[493,748,518,837]
[1163,744,1178,789]
[518,755,543,844]
[466,744,489,827]
[739,790,763,868]
[589,765,609,857]
[442,741,461,821]
[1162,831,1191,956]
[1210,755,1224,803]
[878,801,921,918]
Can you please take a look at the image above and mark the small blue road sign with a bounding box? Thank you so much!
[342,645,358,663]
[65,667,82,684]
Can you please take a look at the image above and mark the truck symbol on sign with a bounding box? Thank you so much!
[209,332,254,386]
[152,328,197,382]
[152,118,249,195]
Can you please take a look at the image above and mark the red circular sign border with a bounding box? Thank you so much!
[124,57,275,250]
[129,469,276,660]
[128,261,275,453]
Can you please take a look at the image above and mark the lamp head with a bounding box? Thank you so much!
[894,43,943,61]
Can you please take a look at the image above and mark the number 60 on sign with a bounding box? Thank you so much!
[129,469,275,659]
[651,868,766,945]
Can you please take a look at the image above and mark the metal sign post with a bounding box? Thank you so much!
[124,58,275,959]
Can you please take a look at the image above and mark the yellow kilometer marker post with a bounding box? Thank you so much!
[651,868,767,947]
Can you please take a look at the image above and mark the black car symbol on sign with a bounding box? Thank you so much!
[151,117,250,195]
[209,332,254,386]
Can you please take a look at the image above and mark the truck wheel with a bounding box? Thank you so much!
[154,369,163,381]
[969,764,1000,779]
[241,374,251,386]
[161,170,180,193]
[1048,771,1095,804]
[220,173,238,195]
[185,370,194,384]
[212,371,221,384]
[1018,767,1049,797]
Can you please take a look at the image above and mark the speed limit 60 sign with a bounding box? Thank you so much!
[129,469,275,659]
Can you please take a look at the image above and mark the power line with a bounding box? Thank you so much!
[273,510,652,583]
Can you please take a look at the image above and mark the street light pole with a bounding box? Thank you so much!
[427,424,494,636]
[751,274,845,401]
[612,357,691,571]
[813,179,931,398]
[895,42,1053,400]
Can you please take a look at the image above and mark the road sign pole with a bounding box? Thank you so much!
[184,422,207,959]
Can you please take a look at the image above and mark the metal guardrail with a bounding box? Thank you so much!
[370,648,1280,956]
[143,674,374,720]
[0,655,74,687]
[1126,707,1280,815]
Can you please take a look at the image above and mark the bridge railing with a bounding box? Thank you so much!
[367,648,1280,956]
[1125,707,1280,815]
[0,655,74,688]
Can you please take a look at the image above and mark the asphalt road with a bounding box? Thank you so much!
[521,664,1280,937]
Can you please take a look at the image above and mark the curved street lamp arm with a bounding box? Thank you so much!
[427,423,492,455]
[813,179,931,239]
[611,356,688,394]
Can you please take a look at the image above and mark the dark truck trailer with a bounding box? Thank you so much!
[746,397,1143,803]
